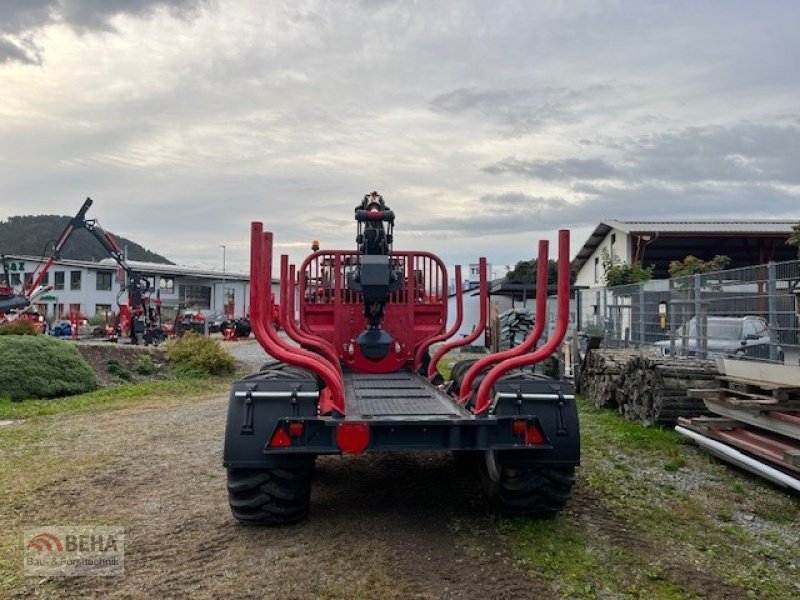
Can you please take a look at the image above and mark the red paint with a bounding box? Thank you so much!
[474,230,571,415]
[249,223,345,415]
[427,257,488,379]
[414,265,463,372]
[460,241,549,403]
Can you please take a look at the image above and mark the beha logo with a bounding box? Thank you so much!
[26,533,64,552]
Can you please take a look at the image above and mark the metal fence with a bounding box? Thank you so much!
[576,259,800,365]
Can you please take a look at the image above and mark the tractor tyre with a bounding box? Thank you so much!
[477,450,575,517]
[227,460,315,525]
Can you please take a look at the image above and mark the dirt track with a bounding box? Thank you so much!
[13,392,552,599]
[8,382,773,599]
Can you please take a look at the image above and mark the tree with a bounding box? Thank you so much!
[505,258,579,285]
[667,255,730,278]
[600,248,653,287]
[787,224,800,257]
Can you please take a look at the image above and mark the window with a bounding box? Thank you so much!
[24,273,33,288]
[594,257,600,284]
[146,276,156,290]
[69,303,81,316]
[160,277,175,293]
[10,273,20,286]
[54,271,65,290]
[70,270,81,290]
[95,304,112,316]
[179,284,211,310]
[96,271,113,291]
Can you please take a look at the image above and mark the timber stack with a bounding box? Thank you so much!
[581,349,717,425]
[497,309,534,351]
[579,349,646,409]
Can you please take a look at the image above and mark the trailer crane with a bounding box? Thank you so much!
[25,198,164,345]
[223,192,579,524]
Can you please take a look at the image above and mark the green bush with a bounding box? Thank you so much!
[0,336,97,401]
[134,353,156,376]
[0,320,40,336]
[106,358,133,381]
[165,332,235,376]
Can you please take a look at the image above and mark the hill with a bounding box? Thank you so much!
[0,214,173,264]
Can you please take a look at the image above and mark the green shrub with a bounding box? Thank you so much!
[133,354,155,376]
[106,358,133,381]
[0,336,97,401]
[165,332,235,376]
[0,320,40,336]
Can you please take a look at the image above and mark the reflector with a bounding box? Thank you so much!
[268,427,291,448]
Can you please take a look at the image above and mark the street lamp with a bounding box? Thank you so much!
[219,244,226,316]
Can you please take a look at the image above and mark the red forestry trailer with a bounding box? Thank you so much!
[224,192,579,524]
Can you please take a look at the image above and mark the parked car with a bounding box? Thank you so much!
[654,315,783,361]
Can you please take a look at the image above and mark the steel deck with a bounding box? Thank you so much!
[344,371,471,419]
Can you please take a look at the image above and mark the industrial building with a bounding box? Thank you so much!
[3,254,250,321]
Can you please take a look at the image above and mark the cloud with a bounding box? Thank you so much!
[429,84,612,135]
[0,0,208,64]
[483,157,619,180]
[485,121,800,187]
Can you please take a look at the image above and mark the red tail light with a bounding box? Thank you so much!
[288,422,304,437]
[336,422,370,454]
[512,419,527,436]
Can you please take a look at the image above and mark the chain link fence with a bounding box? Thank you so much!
[576,259,800,365]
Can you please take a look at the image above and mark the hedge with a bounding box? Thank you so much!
[0,336,97,401]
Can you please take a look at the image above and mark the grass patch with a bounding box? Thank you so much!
[505,396,800,599]
[0,375,232,591]
[510,517,689,599]
[0,376,233,420]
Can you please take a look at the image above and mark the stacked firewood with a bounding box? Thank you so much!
[579,349,643,409]
[581,349,717,425]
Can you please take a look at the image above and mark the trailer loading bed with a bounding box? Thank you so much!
[344,371,470,420]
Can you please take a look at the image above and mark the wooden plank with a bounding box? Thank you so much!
[715,357,800,387]
[704,399,800,441]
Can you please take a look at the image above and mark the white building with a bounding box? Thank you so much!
[4,254,252,321]
[573,220,798,289]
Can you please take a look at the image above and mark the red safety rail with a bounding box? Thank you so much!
[427,257,488,379]
[474,231,570,415]
[278,256,342,373]
[250,224,345,415]
[459,241,549,403]
[413,265,463,372]
[298,250,447,373]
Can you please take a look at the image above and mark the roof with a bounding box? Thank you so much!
[574,219,798,271]
[5,254,250,281]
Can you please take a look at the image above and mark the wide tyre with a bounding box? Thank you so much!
[477,450,575,517]
[227,462,314,525]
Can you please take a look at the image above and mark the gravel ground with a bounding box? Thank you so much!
[5,341,796,598]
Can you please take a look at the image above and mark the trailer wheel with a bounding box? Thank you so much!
[477,450,575,517]
[227,461,315,525]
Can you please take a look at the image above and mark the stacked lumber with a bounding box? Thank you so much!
[497,309,534,351]
[580,349,716,424]
[617,356,717,425]
[680,359,800,491]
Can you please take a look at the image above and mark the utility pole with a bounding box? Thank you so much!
[219,244,226,316]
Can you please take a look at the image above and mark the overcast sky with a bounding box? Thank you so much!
[1,0,798,274]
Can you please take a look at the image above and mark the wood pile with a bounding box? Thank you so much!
[580,349,717,425]
[497,309,534,351]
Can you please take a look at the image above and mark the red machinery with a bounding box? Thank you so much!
[223,192,579,524]
[24,198,164,345]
